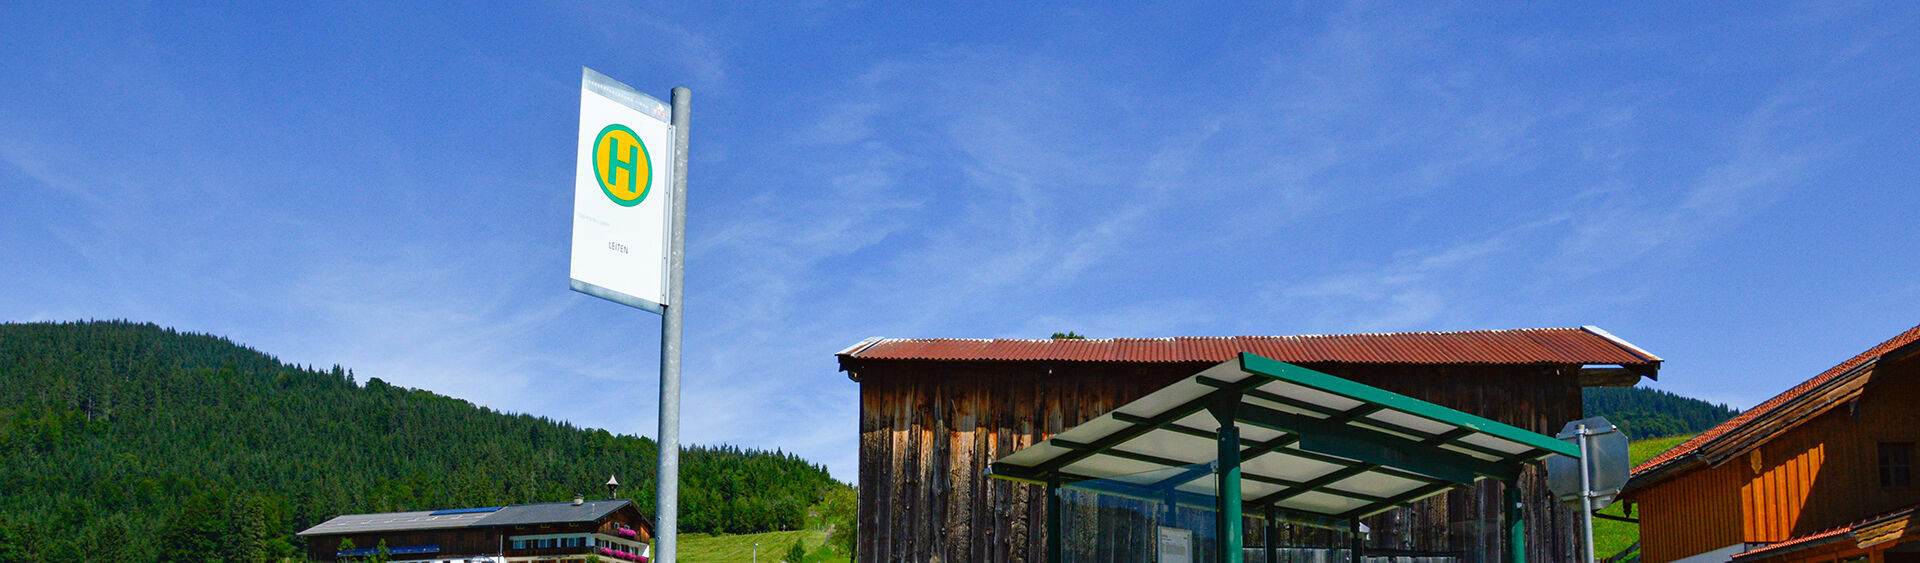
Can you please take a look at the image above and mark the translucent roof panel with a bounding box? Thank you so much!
[987,353,1580,521]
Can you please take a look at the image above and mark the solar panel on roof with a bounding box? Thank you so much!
[429,506,502,515]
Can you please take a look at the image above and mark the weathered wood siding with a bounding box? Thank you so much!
[850,359,1588,563]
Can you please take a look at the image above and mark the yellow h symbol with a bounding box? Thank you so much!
[594,124,650,207]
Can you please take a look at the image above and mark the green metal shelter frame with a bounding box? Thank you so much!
[987,353,1581,563]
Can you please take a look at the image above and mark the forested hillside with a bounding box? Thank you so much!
[0,321,848,562]
[1583,384,1740,439]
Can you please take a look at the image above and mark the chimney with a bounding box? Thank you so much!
[573,494,584,506]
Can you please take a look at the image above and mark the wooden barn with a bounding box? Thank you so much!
[838,326,1664,562]
[1621,323,1920,563]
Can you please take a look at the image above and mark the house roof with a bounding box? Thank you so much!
[1728,502,1919,561]
[298,499,643,536]
[471,499,635,527]
[838,326,1661,373]
[296,508,494,535]
[1629,322,1920,484]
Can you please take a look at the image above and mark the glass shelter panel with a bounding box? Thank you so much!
[1060,466,1404,563]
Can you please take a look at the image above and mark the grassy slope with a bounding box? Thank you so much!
[679,530,849,563]
[1593,434,1695,559]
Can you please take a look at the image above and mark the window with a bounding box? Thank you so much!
[511,539,526,549]
[1882,442,1913,487]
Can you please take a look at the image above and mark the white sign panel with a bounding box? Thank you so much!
[570,68,675,312]
[1156,526,1192,563]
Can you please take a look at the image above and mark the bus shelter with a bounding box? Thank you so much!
[987,353,1580,563]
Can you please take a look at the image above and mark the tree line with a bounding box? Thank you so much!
[0,320,851,561]
[1582,384,1741,440]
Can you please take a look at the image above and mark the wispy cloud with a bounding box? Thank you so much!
[4,1,1912,484]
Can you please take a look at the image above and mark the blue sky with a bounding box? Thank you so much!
[4,2,1918,482]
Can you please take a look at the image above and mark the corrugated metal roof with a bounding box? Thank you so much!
[1632,322,1920,477]
[297,499,636,536]
[839,326,1660,368]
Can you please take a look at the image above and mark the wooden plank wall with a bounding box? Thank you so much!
[1633,458,1745,563]
[851,360,1586,563]
[1629,353,1920,563]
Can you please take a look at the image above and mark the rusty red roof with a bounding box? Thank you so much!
[1633,322,1920,477]
[838,326,1660,368]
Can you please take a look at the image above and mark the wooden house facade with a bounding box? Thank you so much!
[838,327,1663,563]
[298,498,654,563]
[1622,323,1920,563]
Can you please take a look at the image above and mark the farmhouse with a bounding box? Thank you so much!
[297,496,654,563]
[839,326,1663,562]
[1621,323,1920,563]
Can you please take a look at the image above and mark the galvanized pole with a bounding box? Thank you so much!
[655,86,690,563]
[1577,422,1596,563]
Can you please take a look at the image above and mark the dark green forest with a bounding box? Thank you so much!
[1583,384,1740,440]
[0,321,850,562]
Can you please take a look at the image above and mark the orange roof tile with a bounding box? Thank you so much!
[1633,322,1920,477]
[1729,502,1920,561]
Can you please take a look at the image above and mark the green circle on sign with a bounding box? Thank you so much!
[593,123,652,207]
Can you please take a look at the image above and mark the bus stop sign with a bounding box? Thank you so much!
[1546,417,1629,509]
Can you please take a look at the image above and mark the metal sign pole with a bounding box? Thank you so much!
[655,86,690,563]
[1577,422,1595,563]
[1549,416,1626,563]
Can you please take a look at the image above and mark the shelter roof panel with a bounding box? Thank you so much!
[1329,473,1427,498]
[1459,433,1536,456]
[1368,409,1454,436]
[989,354,1578,521]
[1069,453,1169,477]
[1115,429,1217,465]
[1238,480,1287,501]
[1244,450,1345,482]
[1236,423,1288,444]
[996,442,1070,467]
[1279,491,1372,515]
[1180,479,1217,496]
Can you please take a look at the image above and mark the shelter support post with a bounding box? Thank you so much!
[1212,394,1244,563]
[1505,479,1525,563]
[1264,505,1277,563]
[1047,474,1062,563]
[1349,519,1363,563]
[1164,487,1179,528]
